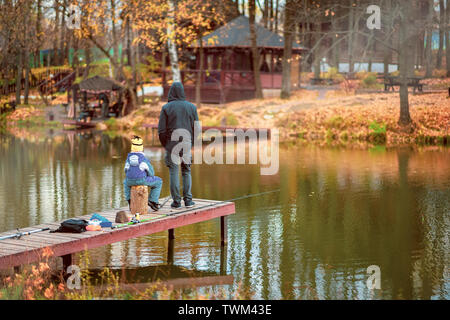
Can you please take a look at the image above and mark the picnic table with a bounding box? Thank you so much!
[384,76,424,93]
[78,103,101,122]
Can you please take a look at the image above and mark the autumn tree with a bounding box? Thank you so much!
[0,0,39,103]
[67,0,140,114]
[133,0,225,105]
[282,0,430,126]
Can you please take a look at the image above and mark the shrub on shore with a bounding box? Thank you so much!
[1,249,252,300]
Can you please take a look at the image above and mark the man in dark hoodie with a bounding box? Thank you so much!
[158,82,199,209]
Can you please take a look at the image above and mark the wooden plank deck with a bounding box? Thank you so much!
[0,199,235,270]
[142,123,271,135]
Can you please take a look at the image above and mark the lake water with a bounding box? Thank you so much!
[0,130,449,299]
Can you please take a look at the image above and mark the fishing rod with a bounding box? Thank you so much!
[112,195,171,229]
[159,195,171,208]
[164,189,281,217]
[111,189,281,229]
[0,227,50,241]
[111,216,161,229]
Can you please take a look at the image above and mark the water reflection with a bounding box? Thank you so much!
[0,131,449,299]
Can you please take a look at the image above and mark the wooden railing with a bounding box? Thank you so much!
[0,67,73,96]
[162,69,256,88]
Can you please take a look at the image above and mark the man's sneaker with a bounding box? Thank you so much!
[185,200,195,208]
[148,201,160,211]
[171,202,182,210]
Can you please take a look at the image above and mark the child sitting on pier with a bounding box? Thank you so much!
[123,135,162,211]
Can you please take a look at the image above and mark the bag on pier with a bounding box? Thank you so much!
[90,213,112,228]
[50,219,89,233]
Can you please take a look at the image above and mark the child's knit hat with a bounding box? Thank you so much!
[131,135,144,152]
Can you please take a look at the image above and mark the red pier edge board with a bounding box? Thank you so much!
[0,199,235,270]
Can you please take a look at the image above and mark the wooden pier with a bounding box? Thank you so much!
[0,199,235,271]
[61,119,99,129]
[143,123,271,135]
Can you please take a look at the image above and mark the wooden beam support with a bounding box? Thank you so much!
[62,253,72,272]
[220,216,228,246]
[167,237,174,265]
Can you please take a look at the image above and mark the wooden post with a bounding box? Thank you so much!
[167,236,174,265]
[130,185,148,215]
[220,244,227,275]
[168,228,175,240]
[62,253,72,271]
[220,216,227,246]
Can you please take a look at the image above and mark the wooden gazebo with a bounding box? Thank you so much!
[162,16,308,104]
[67,76,126,120]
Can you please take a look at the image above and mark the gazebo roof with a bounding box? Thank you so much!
[72,75,125,93]
[197,16,307,51]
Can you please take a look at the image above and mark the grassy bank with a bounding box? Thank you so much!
[102,90,449,148]
[276,92,449,147]
[0,249,251,300]
[3,105,61,129]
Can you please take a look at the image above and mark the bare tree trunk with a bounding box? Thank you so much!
[35,0,43,68]
[263,0,269,28]
[281,0,294,99]
[331,5,340,69]
[398,2,418,127]
[347,0,354,74]
[111,0,119,78]
[436,0,445,69]
[2,65,9,96]
[126,17,132,66]
[24,49,30,105]
[446,0,450,76]
[425,0,434,78]
[195,35,204,106]
[73,36,79,76]
[53,1,60,66]
[59,3,66,65]
[313,20,322,79]
[131,29,139,104]
[383,0,392,77]
[249,0,263,99]
[120,19,126,68]
[269,0,274,31]
[368,31,374,72]
[83,46,91,80]
[15,52,23,104]
[131,30,137,87]
[167,0,181,82]
[425,30,433,77]
[275,0,279,32]
[23,3,30,104]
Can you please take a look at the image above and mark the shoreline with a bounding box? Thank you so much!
[2,90,449,148]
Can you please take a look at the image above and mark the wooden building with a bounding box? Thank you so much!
[162,16,307,104]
